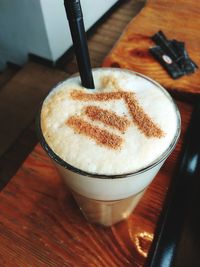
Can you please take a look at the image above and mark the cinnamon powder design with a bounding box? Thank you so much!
[66,116,122,149]
[123,92,164,138]
[70,90,122,101]
[70,90,164,138]
[67,77,164,149]
[85,106,130,132]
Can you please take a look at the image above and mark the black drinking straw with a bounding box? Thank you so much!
[64,0,95,89]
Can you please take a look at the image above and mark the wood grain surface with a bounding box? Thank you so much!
[0,62,68,157]
[0,101,193,266]
[103,0,200,96]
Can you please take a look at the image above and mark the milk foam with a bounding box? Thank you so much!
[41,68,179,175]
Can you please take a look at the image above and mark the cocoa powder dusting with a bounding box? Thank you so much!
[70,90,122,101]
[70,86,164,138]
[123,93,164,138]
[85,106,130,132]
[66,116,122,149]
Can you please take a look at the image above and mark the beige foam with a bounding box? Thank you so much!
[41,68,178,175]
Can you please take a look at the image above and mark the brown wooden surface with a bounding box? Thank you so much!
[0,67,18,90]
[0,62,68,157]
[103,0,200,96]
[0,100,193,266]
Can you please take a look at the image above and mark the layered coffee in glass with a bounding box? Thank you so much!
[38,68,181,226]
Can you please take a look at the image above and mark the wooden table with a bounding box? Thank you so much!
[103,0,200,96]
[0,0,198,266]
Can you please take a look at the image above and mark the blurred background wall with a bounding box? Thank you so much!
[0,0,118,70]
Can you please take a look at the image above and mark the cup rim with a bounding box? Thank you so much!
[36,68,181,179]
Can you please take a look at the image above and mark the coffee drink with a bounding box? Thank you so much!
[39,68,180,226]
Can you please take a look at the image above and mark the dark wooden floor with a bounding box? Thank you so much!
[0,0,145,189]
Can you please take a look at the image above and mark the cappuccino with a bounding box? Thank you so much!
[41,68,178,175]
[39,68,180,226]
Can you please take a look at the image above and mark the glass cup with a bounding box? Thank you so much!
[36,68,181,226]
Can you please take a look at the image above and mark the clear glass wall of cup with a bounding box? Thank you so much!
[37,68,181,227]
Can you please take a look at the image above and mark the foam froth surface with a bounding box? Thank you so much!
[41,69,179,175]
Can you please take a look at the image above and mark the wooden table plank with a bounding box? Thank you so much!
[0,100,193,267]
[103,0,200,96]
